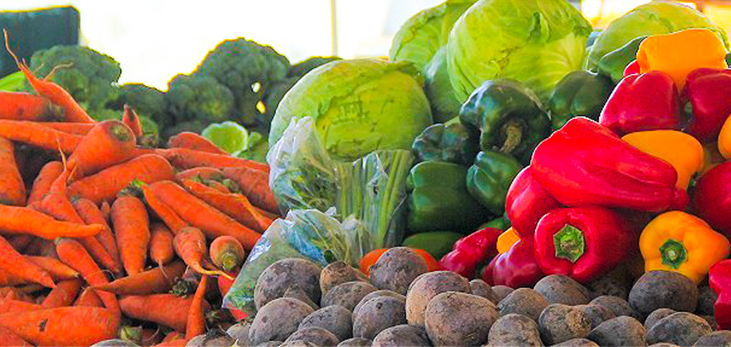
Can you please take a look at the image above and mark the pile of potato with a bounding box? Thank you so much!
[144,247,729,347]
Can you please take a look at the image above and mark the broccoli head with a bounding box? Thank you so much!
[109,83,172,129]
[166,74,235,125]
[28,45,121,111]
[194,38,290,132]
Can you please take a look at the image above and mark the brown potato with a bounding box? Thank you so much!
[320,261,366,296]
[321,281,377,311]
[254,259,322,310]
[249,298,315,345]
[405,271,470,327]
[424,291,498,347]
[352,296,407,340]
[369,247,427,295]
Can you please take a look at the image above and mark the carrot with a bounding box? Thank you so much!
[73,287,103,308]
[73,197,122,273]
[93,260,186,296]
[40,122,94,135]
[175,167,225,183]
[150,181,261,249]
[0,269,27,286]
[167,132,227,155]
[6,235,33,252]
[0,234,54,288]
[0,120,82,154]
[0,205,102,239]
[0,288,34,304]
[0,91,59,122]
[41,278,83,308]
[209,236,246,273]
[182,179,272,232]
[0,297,42,314]
[0,137,25,206]
[0,306,120,346]
[185,275,208,339]
[100,200,111,221]
[156,147,269,172]
[174,227,232,280]
[207,180,232,193]
[27,161,63,205]
[221,167,278,213]
[161,332,183,343]
[0,325,32,347]
[26,256,78,281]
[112,195,150,275]
[55,238,119,316]
[122,104,143,138]
[67,154,175,205]
[120,294,209,332]
[142,184,187,234]
[150,223,175,268]
[66,119,137,181]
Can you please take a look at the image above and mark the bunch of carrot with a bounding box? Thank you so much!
[0,33,279,347]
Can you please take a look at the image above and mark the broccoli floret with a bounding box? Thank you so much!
[109,83,172,129]
[166,74,235,125]
[194,38,290,132]
[287,56,340,78]
[28,45,121,111]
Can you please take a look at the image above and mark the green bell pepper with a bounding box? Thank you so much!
[411,121,479,166]
[596,36,646,84]
[548,71,614,130]
[466,151,523,216]
[459,79,550,165]
[481,214,512,231]
[402,231,464,260]
[406,161,488,233]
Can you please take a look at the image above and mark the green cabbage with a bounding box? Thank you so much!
[447,0,592,102]
[587,1,728,70]
[424,47,462,123]
[269,59,433,161]
[201,121,249,155]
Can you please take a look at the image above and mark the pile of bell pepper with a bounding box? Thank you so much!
[431,28,731,329]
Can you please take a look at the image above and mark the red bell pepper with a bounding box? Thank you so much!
[532,117,688,212]
[686,68,731,143]
[439,227,501,279]
[599,71,681,135]
[482,236,543,288]
[693,161,731,238]
[504,166,562,237]
[709,259,731,330]
[624,60,640,77]
[534,207,635,283]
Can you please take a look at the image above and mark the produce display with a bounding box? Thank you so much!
[2,0,731,346]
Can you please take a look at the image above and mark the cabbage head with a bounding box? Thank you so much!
[587,1,728,70]
[447,0,592,102]
[269,59,433,162]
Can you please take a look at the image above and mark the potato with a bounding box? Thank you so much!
[551,338,600,347]
[697,286,717,316]
[336,338,372,347]
[285,285,320,310]
[534,275,591,306]
[285,327,340,347]
[369,247,428,295]
[497,288,549,321]
[186,330,236,347]
[254,342,281,347]
[629,271,698,317]
[353,290,405,319]
[352,296,407,340]
[278,341,318,347]
[492,285,514,303]
[538,304,592,345]
[424,292,498,347]
[585,266,632,300]
[702,315,718,331]
[254,259,322,310]
[586,316,646,347]
[575,305,615,329]
[405,271,470,326]
[91,340,139,347]
[646,312,713,347]
[486,314,542,347]
[649,344,680,347]
[321,281,377,311]
[371,324,430,347]
[692,331,731,347]
[299,305,353,341]
[469,279,499,304]
[320,261,366,296]
[249,297,315,345]
[227,321,251,345]
[589,295,640,319]
[645,308,677,331]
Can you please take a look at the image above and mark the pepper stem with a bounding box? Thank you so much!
[553,224,585,263]
[499,119,523,154]
[660,239,687,269]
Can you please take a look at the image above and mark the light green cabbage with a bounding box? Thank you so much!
[586,1,729,70]
[269,59,433,161]
[424,47,462,123]
[447,0,592,102]
[201,121,249,155]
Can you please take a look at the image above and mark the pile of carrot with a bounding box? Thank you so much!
[0,32,279,347]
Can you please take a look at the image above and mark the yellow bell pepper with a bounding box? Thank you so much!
[496,227,520,254]
[718,115,731,159]
[622,130,704,190]
[640,211,730,284]
[637,28,728,90]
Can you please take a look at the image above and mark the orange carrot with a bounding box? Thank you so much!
[175,167,225,183]
[92,260,186,296]
[55,238,119,316]
[72,197,122,274]
[209,236,245,273]
[156,147,269,172]
[221,167,278,213]
[41,278,83,308]
[111,195,150,276]
[0,137,25,206]
[100,201,111,221]
[167,132,227,155]
[0,269,28,286]
[150,223,175,268]
[40,122,94,135]
[142,184,187,234]
[150,181,261,249]
[122,104,143,138]
[0,234,54,288]
[0,120,82,154]
[182,179,271,232]
[207,180,231,193]
[174,227,232,279]
[6,235,33,252]
[27,161,63,205]
[0,297,42,314]
[0,91,59,122]
[66,120,137,181]
[73,287,103,308]
[0,306,120,346]
[67,154,175,205]
[185,275,208,339]
[120,294,209,332]
[26,256,79,281]
[0,325,32,347]
[0,205,102,239]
